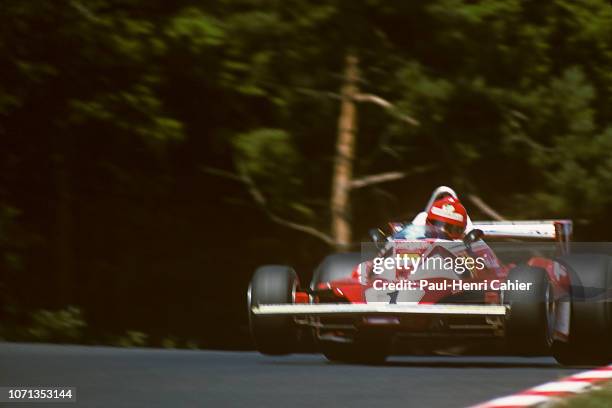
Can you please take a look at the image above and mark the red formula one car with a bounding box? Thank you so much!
[247,187,612,365]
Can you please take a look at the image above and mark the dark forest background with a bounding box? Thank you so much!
[1,0,612,349]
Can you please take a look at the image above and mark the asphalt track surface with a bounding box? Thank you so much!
[0,343,584,408]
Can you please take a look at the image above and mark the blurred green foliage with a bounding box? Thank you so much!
[112,331,149,348]
[232,128,297,178]
[26,306,86,343]
[1,0,612,347]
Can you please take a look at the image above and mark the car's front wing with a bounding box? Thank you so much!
[251,303,508,317]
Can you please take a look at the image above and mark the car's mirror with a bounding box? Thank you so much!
[369,228,386,244]
[463,229,484,250]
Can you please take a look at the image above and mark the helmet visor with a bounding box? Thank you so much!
[427,219,464,239]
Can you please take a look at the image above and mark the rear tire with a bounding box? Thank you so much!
[504,265,554,355]
[248,265,299,355]
[310,253,362,291]
[312,253,389,364]
[552,255,612,366]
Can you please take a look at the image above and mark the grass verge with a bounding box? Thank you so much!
[554,382,612,407]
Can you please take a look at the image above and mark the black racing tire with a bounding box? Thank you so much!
[320,333,390,365]
[248,265,299,355]
[551,255,612,366]
[312,253,388,364]
[310,253,362,291]
[504,265,554,355]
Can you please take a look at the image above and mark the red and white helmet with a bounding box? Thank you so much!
[426,196,467,239]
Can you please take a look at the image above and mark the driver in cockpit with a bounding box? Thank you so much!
[424,195,468,240]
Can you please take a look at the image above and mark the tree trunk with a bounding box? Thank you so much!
[331,53,359,251]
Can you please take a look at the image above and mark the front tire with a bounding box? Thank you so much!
[552,255,612,366]
[248,265,299,355]
[505,265,554,355]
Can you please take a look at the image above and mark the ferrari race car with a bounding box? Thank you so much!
[247,187,612,365]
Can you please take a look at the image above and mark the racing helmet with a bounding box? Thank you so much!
[426,196,467,240]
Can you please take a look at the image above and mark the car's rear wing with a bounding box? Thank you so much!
[471,220,572,253]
